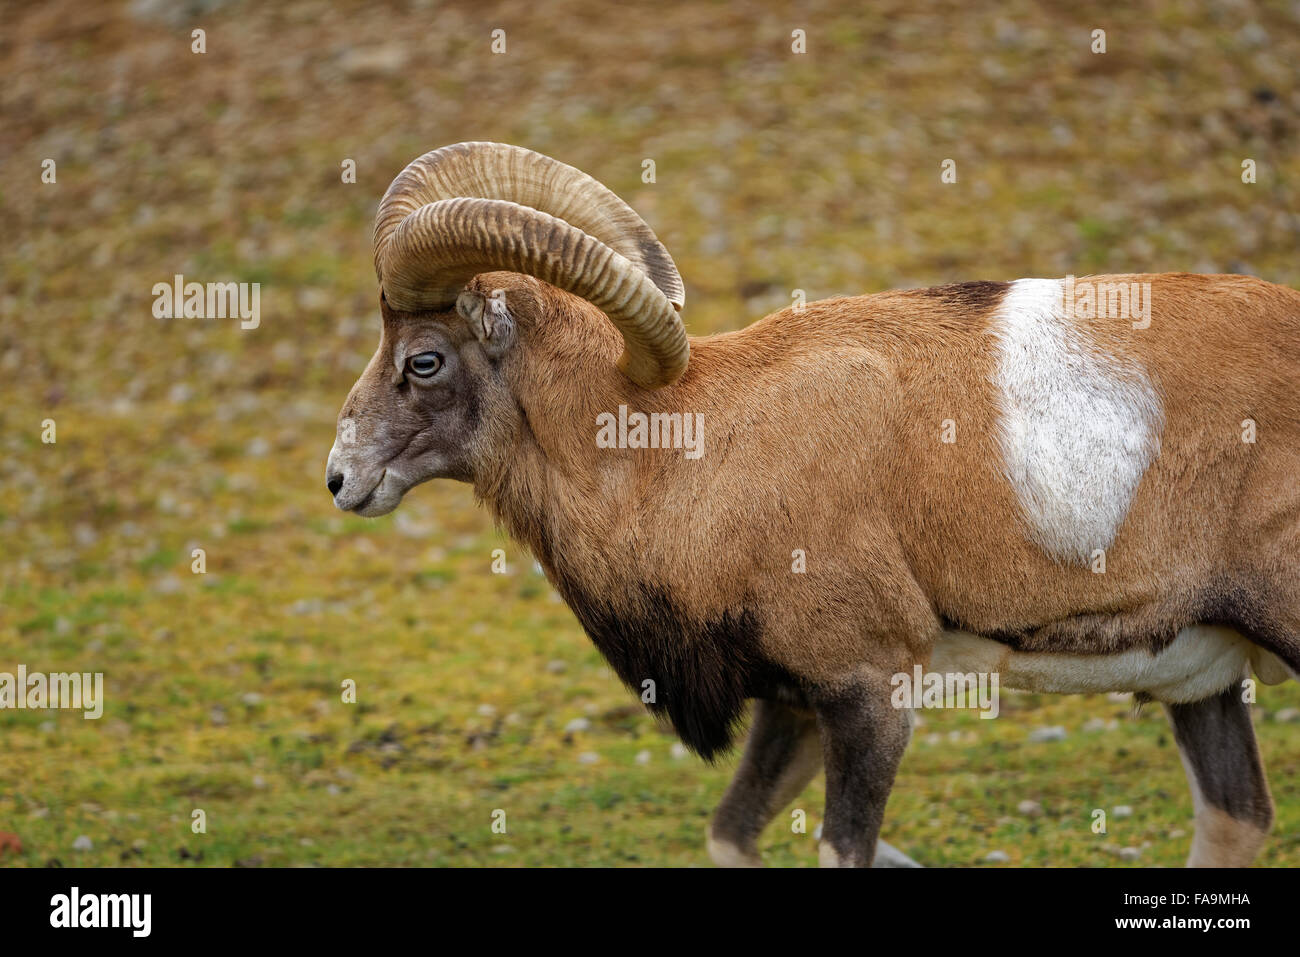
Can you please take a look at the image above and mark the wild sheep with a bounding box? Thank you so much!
[326,141,1300,867]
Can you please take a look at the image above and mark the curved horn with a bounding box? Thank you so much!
[374,142,688,388]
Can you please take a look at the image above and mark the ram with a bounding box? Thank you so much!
[326,142,1300,867]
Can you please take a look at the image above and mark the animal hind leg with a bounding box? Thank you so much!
[813,675,912,868]
[707,699,823,867]
[1164,686,1273,867]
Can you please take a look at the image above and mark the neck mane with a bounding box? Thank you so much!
[467,297,779,760]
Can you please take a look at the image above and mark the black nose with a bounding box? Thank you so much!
[327,473,344,496]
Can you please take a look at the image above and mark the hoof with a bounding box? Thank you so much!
[817,839,922,868]
[706,829,763,867]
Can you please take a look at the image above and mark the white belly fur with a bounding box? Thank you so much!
[930,625,1295,704]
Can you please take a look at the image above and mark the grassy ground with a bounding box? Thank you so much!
[2,0,1299,866]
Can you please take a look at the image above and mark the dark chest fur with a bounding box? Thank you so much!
[552,579,791,760]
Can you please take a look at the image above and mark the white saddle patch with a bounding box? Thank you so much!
[990,278,1163,563]
[930,625,1292,703]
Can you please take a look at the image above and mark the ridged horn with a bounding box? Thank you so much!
[373,142,688,388]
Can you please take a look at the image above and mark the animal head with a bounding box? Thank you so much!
[326,142,688,516]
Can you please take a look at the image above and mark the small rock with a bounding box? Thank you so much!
[670,742,689,760]
[984,850,1010,863]
[1082,717,1108,732]
[252,775,267,789]
[477,704,497,718]
[240,693,262,706]
[294,289,332,313]
[1028,726,1067,742]
[1113,805,1133,819]
[338,44,409,79]
[546,660,568,674]
[72,835,93,852]
[130,0,239,28]
[1273,708,1299,723]
[577,751,600,764]
[634,749,651,765]
[874,841,922,868]
[563,717,590,733]
[1118,846,1142,861]
[1017,799,1043,817]
[1237,21,1268,47]
[153,575,183,595]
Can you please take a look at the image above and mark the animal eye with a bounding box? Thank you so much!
[406,352,443,377]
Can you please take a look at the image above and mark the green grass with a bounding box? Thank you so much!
[3,0,1299,866]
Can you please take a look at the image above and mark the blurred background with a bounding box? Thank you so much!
[2,0,1298,866]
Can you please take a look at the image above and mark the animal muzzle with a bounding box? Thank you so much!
[325,442,399,516]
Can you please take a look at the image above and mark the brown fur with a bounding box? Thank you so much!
[457,272,1300,682]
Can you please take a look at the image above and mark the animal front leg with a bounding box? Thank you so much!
[814,678,913,868]
[707,699,823,867]
[1165,685,1273,867]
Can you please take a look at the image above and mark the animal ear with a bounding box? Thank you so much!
[456,288,516,357]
